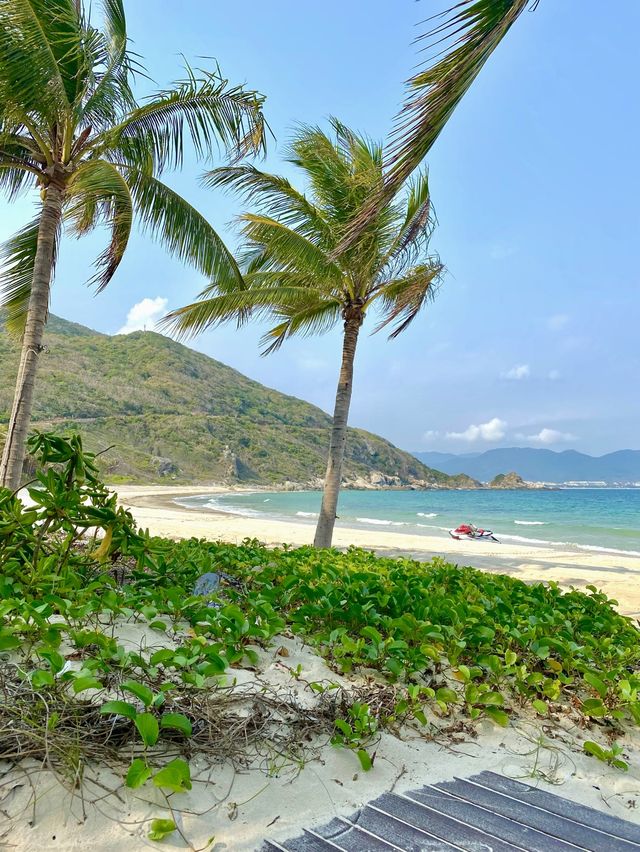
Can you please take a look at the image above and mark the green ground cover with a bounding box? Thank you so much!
[2,434,639,840]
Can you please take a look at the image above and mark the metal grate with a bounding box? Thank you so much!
[262,771,640,851]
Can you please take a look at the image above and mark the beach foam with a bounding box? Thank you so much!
[497,532,640,557]
[577,544,640,557]
[498,533,571,547]
[514,520,547,525]
[417,512,438,518]
[356,517,407,527]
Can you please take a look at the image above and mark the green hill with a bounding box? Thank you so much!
[0,316,475,487]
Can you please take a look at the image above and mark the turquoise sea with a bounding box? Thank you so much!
[178,488,640,557]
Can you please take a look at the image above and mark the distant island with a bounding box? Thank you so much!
[489,471,532,489]
[414,448,640,487]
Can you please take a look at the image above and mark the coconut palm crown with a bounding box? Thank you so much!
[0,0,267,488]
[166,120,443,547]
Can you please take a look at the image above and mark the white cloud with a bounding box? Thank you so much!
[502,364,530,380]
[526,428,576,445]
[117,297,168,334]
[446,417,507,443]
[423,430,440,441]
[547,313,570,331]
[548,369,561,380]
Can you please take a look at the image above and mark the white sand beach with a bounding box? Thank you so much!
[3,483,640,852]
[116,485,640,618]
[5,628,640,851]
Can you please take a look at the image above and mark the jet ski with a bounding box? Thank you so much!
[449,523,499,542]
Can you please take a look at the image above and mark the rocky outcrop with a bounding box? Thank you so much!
[321,470,483,490]
[152,456,178,477]
[489,471,529,489]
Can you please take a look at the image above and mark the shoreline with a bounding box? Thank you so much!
[172,489,640,559]
[116,485,640,618]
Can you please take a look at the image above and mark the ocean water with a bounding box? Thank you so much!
[178,489,640,557]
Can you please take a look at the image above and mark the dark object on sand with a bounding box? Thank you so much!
[193,572,221,597]
[449,523,499,543]
[193,571,244,605]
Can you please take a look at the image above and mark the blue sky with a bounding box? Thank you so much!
[2,0,639,455]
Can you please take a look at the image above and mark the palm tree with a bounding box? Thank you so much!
[165,120,443,548]
[0,0,266,489]
[342,0,532,245]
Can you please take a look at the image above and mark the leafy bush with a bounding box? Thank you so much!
[0,431,145,597]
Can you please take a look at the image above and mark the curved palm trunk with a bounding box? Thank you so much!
[313,314,362,548]
[0,184,64,490]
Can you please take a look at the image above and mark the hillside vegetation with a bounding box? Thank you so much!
[0,316,473,487]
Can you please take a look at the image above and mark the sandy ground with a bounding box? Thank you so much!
[117,485,640,618]
[4,628,640,851]
[4,485,640,850]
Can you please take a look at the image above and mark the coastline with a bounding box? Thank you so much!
[116,485,640,618]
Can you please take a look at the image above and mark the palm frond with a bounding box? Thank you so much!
[372,261,443,338]
[0,130,45,198]
[242,269,316,288]
[0,150,41,200]
[241,214,341,285]
[203,165,333,246]
[286,121,400,278]
[0,161,37,201]
[383,169,435,270]
[388,0,531,190]
[123,167,244,292]
[0,211,58,335]
[338,0,531,251]
[163,284,318,339]
[286,121,361,223]
[105,65,266,171]
[100,0,128,59]
[0,129,44,156]
[80,0,137,130]
[65,159,133,291]
[39,0,85,106]
[260,298,341,355]
[0,0,78,121]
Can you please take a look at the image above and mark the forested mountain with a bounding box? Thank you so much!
[1,316,473,487]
